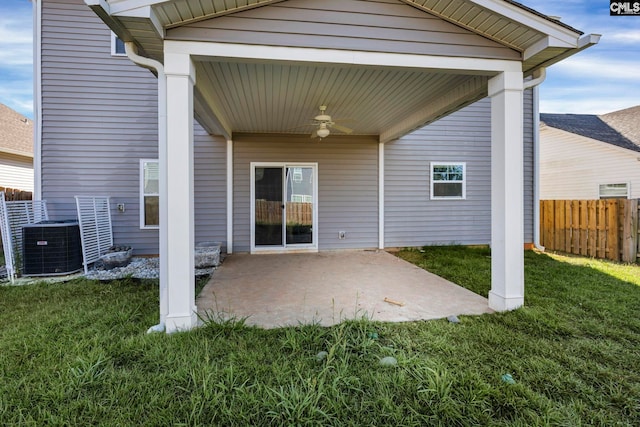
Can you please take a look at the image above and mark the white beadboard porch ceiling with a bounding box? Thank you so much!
[194,59,483,135]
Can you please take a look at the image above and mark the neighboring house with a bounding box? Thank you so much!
[33,0,597,332]
[540,106,640,200]
[0,104,33,193]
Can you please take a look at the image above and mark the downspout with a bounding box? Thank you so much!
[123,42,168,333]
[523,68,546,251]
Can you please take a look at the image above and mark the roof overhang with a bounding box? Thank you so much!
[0,147,34,159]
[84,0,599,141]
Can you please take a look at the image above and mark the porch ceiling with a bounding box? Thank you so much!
[193,59,486,137]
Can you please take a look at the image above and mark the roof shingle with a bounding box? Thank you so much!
[540,109,640,154]
[0,104,33,158]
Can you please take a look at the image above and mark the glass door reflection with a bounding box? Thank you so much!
[254,167,283,246]
[285,167,313,245]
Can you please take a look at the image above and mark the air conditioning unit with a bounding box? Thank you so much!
[22,220,83,276]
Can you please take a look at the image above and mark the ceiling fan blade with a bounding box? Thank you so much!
[331,123,353,134]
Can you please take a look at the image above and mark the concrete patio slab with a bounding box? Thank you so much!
[196,250,492,328]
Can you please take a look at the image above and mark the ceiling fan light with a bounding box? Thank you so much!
[317,127,330,138]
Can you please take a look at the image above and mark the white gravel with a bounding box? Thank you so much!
[84,257,215,281]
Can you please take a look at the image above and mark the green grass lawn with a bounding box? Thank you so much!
[1,248,639,425]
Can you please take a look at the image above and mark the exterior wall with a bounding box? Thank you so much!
[540,126,640,200]
[41,0,536,255]
[168,0,519,60]
[40,0,227,255]
[233,135,379,252]
[0,153,33,192]
[385,93,535,247]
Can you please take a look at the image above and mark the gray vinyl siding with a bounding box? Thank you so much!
[523,90,534,244]
[194,131,228,251]
[385,95,535,247]
[41,0,227,255]
[233,135,379,252]
[168,0,519,61]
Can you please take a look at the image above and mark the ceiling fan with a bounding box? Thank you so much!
[309,105,353,139]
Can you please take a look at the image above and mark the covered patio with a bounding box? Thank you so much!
[197,250,492,328]
[85,0,598,333]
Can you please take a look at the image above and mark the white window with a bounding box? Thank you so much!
[599,183,629,199]
[290,194,313,203]
[111,32,126,56]
[430,162,466,199]
[140,159,159,229]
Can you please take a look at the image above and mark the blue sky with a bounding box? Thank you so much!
[1,0,639,119]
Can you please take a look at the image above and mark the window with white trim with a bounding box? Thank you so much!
[599,183,629,199]
[140,159,159,228]
[430,162,466,199]
[111,32,126,56]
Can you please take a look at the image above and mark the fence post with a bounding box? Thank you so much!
[621,199,638,263]
[606,200,619,261]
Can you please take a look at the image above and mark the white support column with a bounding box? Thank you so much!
[226,139,233,254]
[164,52,197,332]
[488,71,525,311]
[378,141,385,250]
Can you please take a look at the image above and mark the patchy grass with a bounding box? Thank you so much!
[0,249,639,425]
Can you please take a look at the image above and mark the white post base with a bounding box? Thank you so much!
[488,291,524,312]
[165,311,199,333]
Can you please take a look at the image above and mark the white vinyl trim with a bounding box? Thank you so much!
[250,162,318,254]
[164,41,522,74]
[111,32,127,56]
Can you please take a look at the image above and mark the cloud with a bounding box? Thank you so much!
[606,30,640,43]
[550,54,640,81]
[0,1,33,117]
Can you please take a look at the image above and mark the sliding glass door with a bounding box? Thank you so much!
[252,163,317,251]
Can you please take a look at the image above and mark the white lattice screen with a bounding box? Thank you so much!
[75,196,113,273]
[0,192,49,282]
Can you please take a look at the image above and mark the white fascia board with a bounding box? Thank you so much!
[112,5,165,39]
[84,0,111,12]
[523,36,574,61]
[468,0,582,46]
[167,41,522,74]
[106,0,166,14]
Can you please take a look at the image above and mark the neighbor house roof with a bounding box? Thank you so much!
[600,105,640,148]
[540,110,640,154]
[0,104,33,158]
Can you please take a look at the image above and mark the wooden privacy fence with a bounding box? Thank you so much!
[0,186,32,201]
[540,199,639,263]
[255,200,312,225]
